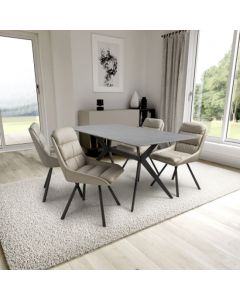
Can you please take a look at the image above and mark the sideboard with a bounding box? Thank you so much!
[78,109,139,154]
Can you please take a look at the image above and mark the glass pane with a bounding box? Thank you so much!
[0,116,2,148]
[227,37,240,140]
[192,31,233,137]
[0,36,40,145]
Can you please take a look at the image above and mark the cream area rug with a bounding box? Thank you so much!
[0,160,239,269]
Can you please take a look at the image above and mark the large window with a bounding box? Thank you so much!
[0,33,41,148]
[227,41,240,140]
[192,30,240,144]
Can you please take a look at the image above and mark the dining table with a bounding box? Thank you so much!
[75,124,195,211]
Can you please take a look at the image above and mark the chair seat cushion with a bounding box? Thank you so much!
[151,149,192,166]
[77,163,123,185]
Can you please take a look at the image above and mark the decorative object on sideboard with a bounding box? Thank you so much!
[96,99,104,111]
[139,97,156,126]
[92,34,124,92]
[140,96,147,109]
[130,91,140,108]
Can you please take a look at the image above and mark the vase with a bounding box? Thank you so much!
[130,91,140,108]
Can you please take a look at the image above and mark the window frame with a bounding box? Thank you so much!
[0,31,46,152]
[190,30,240,146]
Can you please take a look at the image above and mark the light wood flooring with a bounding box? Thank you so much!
[0,149,240,270]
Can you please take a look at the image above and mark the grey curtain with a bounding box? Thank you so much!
[160,31,190,132]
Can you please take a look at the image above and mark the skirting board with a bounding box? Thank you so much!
[201,141,240,169]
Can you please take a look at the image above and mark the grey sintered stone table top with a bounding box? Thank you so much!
[75,124,195,147]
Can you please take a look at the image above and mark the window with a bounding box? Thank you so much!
[192,30,240,144]
[227,40,240,141]
[0,33,41,149]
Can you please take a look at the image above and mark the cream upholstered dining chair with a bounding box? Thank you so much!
[29,123,59,202]
[51,127,124,227]
[119,118,164,171]
[150,122,207,197]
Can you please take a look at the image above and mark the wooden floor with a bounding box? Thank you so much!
[0,149,240,270]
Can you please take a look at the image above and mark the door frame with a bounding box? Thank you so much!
[0,30,47,152]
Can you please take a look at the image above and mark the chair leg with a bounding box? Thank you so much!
[137,164,141,182]
[76,183,83,199]
[187,163,201,190]
[98,186,106,227]
[61,184,77,220]
[108,186,121,206]
[44,168,52,188]
[43,168,53,202]
[122,158,129,168]
[175,167,179,197]
[82,184,86,200]
[150,163,167,186]
[171,169,175,180]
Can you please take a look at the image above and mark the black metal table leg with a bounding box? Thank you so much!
[122,158,129,168]
[96,138,112,162]
[107,139,114,163]
[175,167,179,197]
[96,149,107,161]
[150,163,167,186]
[109,144,173,205]
[131,160,141,212]
[142,159,173,199]
[149,157,159,174]
[98,186,106,227]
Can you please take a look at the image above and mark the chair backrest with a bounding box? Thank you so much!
[142,118,164,130]
[51,127,86,178]
[29,122,51,167]
[175,122,207,155]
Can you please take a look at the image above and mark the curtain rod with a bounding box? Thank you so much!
[161,30,187,39]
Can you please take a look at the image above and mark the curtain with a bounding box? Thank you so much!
[160,31,190,132]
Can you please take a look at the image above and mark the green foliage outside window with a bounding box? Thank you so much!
[193,49,240,124]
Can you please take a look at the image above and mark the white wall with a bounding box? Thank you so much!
[49,30,147,127]
[50,31,75,127]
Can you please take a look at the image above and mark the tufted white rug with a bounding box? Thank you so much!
[0,160,239,269]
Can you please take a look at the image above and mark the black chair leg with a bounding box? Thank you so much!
[43,168,53,202]
[122,158,129,168]
[44,168,52,188]
[171,169,175,180]
[76,183,83,199]
[175,167,179,197]
[61,184,77,219]
[82,184,86,200]
[137,164,141,182]
[187,163,201,190]
[98,186,106,227]
[150,163,168,186]
[108,186,121,206]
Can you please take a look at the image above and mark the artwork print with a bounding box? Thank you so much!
[92,35,124,92]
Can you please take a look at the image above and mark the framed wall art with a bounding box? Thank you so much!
[92,34,124,92]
